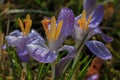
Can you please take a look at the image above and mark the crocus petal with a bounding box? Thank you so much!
[6,36,18,47]
[72,15,81,41]
[11,36,31,62]
[8,30,21,36]
[87,74,99,80]
[28,29,45,43]
[58,7,75,36]
[55,7,75,49]
[17,49,30,62]
[87,27,101,40]
[6,35,29,62]
[12,36,27,51]
[76,0,96,21]
[85,40,112,60]
[26,44,57,63]
[5,30,22,47]
[84,0,96,17]
[27,30,46,47]
[88,27,113,42]
[56,45,76,77]
[100,32,113,42]
[89,5,104,28]
[75,14,82,21]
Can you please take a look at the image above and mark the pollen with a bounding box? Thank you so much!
[77,10,92,32]
[18,14,32,36]
[41,16,63,42]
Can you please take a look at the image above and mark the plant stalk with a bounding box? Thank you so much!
[51,61,56,80]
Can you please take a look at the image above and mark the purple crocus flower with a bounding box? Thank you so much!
[74,0,113,42]
[26,7,75,63]
[6,14,45,62]
[72,0,112,60]
[26,8,76,77]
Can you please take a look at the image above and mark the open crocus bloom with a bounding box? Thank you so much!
[26,7,75,63]
[72,0,112,60]
[6,14,45,62]
[74,0,113,42]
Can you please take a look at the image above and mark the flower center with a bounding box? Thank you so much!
[77,10,92,32]
[18,14,32,36]
[41,16,63,42]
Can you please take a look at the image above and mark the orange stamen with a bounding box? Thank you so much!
[24,14,32,35]
[77,10,92,32]
[41,16,63,42]
[50,16,56,40]
[55,20,63,40]
[18,18,25,35]
[85,14,92,31]
[41,18,50,41]
[18,14,32,36]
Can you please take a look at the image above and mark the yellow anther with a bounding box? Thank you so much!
[18,18,25,34]
[55,20,63,40]
[24,14,32,35]
[77,19,85,29]
[77,10,92,32]
[50,16,56,40]
[18,14,32,36]
[85,14,92,31]
[41,16,63,42]
[41,18,50,41]
[26,14,30,19]
[77,10,86,29]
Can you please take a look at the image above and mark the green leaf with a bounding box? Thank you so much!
[37,63,45,80]
[67,55,89,80]
[26,63,32,80]
[76,56,93,80]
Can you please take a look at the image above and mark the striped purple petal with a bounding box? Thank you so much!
[13,36,27,51]
[100,32,113,42]
[89,5,104,28]
[56,45,76,77]
[84,0,96,17]
[8,30,21,36]
[17,49,30,62]
[6,35,29,62]
[55,7,75,49]
[87,27,101,40]
[27,30,46,47]
[26,44,57,63]
[85,40,112,60]
[88,27,113,42]
[5,30,22,47]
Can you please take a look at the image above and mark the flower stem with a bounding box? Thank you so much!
[21,63,27,80]
[72,41,81,66]
[51,61,56,80]
[71,48,82,80]
[73,31,89,66]
[71,42,84,80]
